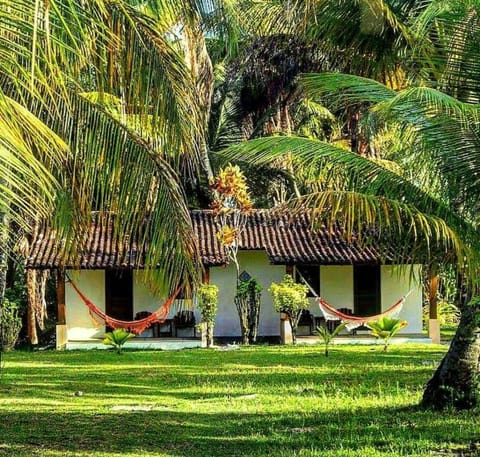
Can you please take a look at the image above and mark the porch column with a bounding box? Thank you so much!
[280,313,293,345]
[56,269,68,349]
[428,274,440,344]
[199,266,210,347]
[201,266,210,284]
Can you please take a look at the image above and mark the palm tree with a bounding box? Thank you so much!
[0,0,212,345]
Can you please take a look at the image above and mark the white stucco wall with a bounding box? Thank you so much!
[318,264,423,334]
[381,264,423,334]
[319,266,354,310]
[66,270,105,340]
[210,250,285,337]
[132,271,184,318]
[132,271,199,337]
[64,260,423,341]
[65,270,198,340]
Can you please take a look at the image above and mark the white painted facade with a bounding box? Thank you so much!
[210,251,286,337]
[65,269,199,341]
[64,253,423,341]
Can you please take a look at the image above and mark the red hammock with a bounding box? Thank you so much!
[67,279,181,335]
[317,295,407,331]
[295,268,409,331]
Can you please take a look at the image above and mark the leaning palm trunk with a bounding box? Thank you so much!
[422,298,480,409]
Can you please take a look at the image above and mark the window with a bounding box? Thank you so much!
[353,265,381,316]
[295,265,320,297]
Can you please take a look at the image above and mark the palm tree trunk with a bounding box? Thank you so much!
[183,24,214,181]
[421,298,480,409]
[0,211,8,306]
[0,178,11,366]
[26,269,39,345]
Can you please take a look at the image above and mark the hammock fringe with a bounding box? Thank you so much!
[67,279,181,335]
[296,268,409,331]
[317,296,405,331]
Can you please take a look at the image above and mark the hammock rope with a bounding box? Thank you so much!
[66,277,181,335]
[317,296,405,331]
[296,270,411,331]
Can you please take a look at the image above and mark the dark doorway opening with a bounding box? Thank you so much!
[105,270,133,329]
[354,265,381,316]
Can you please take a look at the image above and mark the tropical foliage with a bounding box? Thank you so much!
[197,283,219,348]
[2,0,480,410]
[216,0,480,409]
[103,329,135,354]
[316,322,347,357]
[234,277,262,345]
[269,275,309,345]
[0,299,22,351]
[368,317,408,352]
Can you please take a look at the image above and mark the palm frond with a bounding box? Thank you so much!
[0,92,67,226]
[282,190,469,270]
[301,72,396,106]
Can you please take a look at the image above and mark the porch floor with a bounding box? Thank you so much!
[66,337,202,351]
[297,333,432,345]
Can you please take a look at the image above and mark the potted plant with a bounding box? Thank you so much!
[269,275,309,345]
[197,283,219,348]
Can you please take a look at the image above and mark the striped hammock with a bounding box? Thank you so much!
[67,278,181,335]
[295,269,410,330]
[317,296,406,331]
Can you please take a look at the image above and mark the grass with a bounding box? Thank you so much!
[0,344,478,457]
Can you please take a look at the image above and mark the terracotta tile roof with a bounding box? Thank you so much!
[26,210,389,269]
[191,210,388,266]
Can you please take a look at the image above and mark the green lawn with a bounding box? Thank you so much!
[0,344,478,457]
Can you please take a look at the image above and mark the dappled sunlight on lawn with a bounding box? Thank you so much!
[0,345,478,457]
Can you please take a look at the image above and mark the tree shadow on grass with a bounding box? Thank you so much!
[0,404,478,457]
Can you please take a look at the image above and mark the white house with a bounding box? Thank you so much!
[27,210,429,349]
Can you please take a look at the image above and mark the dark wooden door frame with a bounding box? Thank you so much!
[353,265,381,316]
[105,270,133,328]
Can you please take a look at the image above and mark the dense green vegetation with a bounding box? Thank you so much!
[0,0,479,410]
[0,345,478,457]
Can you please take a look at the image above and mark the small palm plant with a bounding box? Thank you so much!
[103,329,135,354]
[316,322,346,357]
[368,317,408,352]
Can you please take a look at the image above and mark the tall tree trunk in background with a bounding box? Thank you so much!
[26,269,38,345]
[183,25,214,181]
[0,211,9,307]
[0,179,11,363]
[422,297,480,409]
[26,268,49,345]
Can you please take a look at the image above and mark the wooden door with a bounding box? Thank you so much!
[354,265,381,316]
[105,270,133,325]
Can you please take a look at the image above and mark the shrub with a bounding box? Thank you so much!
[0,299,22,351]
[197,284,219,348]
[269,275,309,345]
[234,277,262,345]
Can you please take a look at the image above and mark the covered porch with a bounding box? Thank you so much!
[65,337,202,351]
